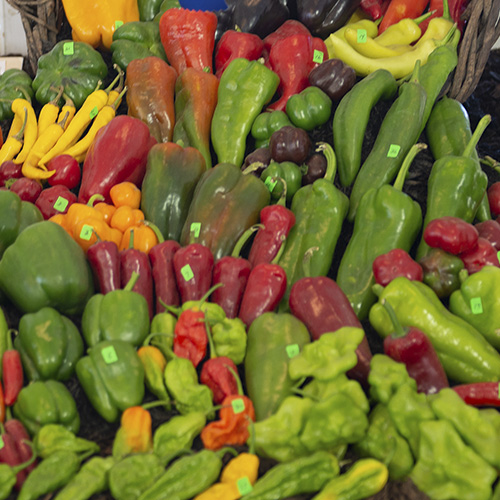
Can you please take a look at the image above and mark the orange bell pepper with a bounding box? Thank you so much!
[94,201,116,224]
[73,217,112,252]
[119,223,158,254]
[110,206,145,233]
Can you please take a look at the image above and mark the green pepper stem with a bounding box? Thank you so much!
[463,114,491,159]
[301,246,319,278]
[408,58,421,85]
[480,156,500,173]
[197,282,224,307]
[232,224,264,258]
[143,220,165,244]
[226,365,244,396]
[128,229,135,249]
[381,299,407,338]
[216,447,239,459]
[270,235,287,265]
[87,194,105,207]
[11,447,37,474]
[316,142,336,182]
[437,23,458,47]
[242,161,265,176]
[204,315,217,359]
[414,10,436,24]
[104,68,123,94]
[110,86,128,110]
[124,270,139,291]
[6,329,16,351]
[275,177,287,206]
[443,0,451,21]
[12,108,28,142]
[372,284,384,297]
[142,400,171,410]
[142,331,175,347]
[392,143,427,191]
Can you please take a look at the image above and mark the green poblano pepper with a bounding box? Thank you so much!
[211,317,247,365]
[410,420,497,500]
[0,69,34,120]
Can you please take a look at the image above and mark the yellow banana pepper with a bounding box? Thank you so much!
[61,0,140,50]
[344,28,413,59]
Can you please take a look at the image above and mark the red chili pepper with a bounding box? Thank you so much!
[173,243,214,304]
[359,0,385,20]
[475,220,500,251]
[378,0,430,33]
[87,239,121,294]
[34,184,77,220]
[288,275,372,386]
[372,248,423,287]
[423,216,479,255]
[488,182,500,217]
[0,382,4,424]
[382,299,449,395]
[458,237,500,274]
[214,29,265,79]
[453,382,500,407]
[2,350,23,407]
[173,308,207,368]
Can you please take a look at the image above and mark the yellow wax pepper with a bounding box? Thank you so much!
[0,108,27,165]
[12,98,37,165]
[37,86,64,136]
[61,0,140,50]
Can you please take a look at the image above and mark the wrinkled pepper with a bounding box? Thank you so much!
[138,345,170,403]
[373,248,423,286]
[112,405,153,459]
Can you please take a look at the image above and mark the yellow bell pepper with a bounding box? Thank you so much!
[61,0,140,50]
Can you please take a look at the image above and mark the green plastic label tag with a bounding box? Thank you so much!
[357,29,368,43]
[237,477,253,495]
[63,42,74,55]
[470,297,483,314]
[286,344,300,359]
[0,436,4,450]
[313,49,324,64]
[231,398,245,414]
[89,106,99,119]
[190,222,201,238]
[79,224,93,241]
[101,345,118,364]
[181,264,194,282]
[264,177,278,192]
[387,144,401,158]
[53,196,69,212]
[115,20,124,29]
[497,250,500,264]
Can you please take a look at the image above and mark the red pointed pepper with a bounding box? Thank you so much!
[372,248,423,287]
[453,382,500,407]
[2,331,23,407]
[378,0,430,33]
[87,239,121,294]
[423,216,479,255]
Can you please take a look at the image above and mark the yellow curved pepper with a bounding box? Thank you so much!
[375,18,423,47]
[344,28,413,59]
[60,0,139,50]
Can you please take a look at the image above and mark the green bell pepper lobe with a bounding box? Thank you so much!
[286,86,332,131]
[0,69,34,121]
[251,110,292,149]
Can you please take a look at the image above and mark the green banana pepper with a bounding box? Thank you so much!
[54,456,116,500]
[370,277,500,383]
[0,221,94,315]
[245,312,310,421]
[449,266,500,349]
[285,86,332,131]
[109,454,165,500]
[111,21,167,70]
[277,143,349,309]
[0,68,34,120]
[336,144,424,320]
[13,380,80,435]
[15,307,83,381]
[211,317,247,365]
[211,58,280,167]
[312,458,389,500]
[81,273,150,347]
[76,340,145,423]
[180,163,270,261]
[34,424,99,459]
[251,110,293,149]
[410,420,497,500]
[0,190,42,259]
[141,142,206,241]
[32,40,108,108]
[260,161,303,202]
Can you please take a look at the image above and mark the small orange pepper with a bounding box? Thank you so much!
[108,227,124,247]
[94,201,116,224]
[112,406,153,459]
[110,181,141,209]
[65,202,105,234]
[119,223,158,254]
[73,217,112,252]
[110,205,145,233]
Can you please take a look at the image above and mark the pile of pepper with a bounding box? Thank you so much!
[1,0,500,498]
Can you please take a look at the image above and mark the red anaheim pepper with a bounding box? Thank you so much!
[173,308,207,368]
[475,220,500,250]
[373,248,423,287]
[382,299,449,395]
[458,237,500,274]
[34,184,77,220]
[159,8,217,75]
[378,0,430,33]
[453,382,500,407]
[2,332,23,407]
[424,216,479,255]
[87,239,121,294]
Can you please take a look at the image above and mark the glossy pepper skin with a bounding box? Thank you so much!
[211,58,280,168]
[173,308,207,368]
[370,277,500,384]
[0,69,34,121]
[87,239,121,294]
[459,237,500,275]
[141,142,206,242]
[245,312,310,421]
[76,340,145,423]
[285,86,332,132]
[173,68,219,169]
[423,216,479,255]
[78,115,157,204]
[0,221,94,315]
[373,248,423,286]
[308,58,356,102]
[180,163,271,261]
[125,56,177,144]
[200,356,239,405]
[15,307,84,382]
[251,110,293,149]
[260,161,303,203]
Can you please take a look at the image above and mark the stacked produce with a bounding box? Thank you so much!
[1,0,500,498]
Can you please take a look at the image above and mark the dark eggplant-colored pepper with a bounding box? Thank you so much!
[308,58,357,102]
[302,152,327,185]
[269,126,312,165]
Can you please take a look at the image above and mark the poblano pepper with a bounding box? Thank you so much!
[285,86,332,131]
[336,144,424,320]
[15,307,84,381]
[211,58,280,167]
[370,277,500,383]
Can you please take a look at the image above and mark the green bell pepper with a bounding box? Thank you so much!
[211,317,247,365]
[32,40,108,108]
[410,420,497,500]
[13,380,80,436]
[336,143,424,320]
[0,68,34,121]
[449,266,500,349]
[138,0,165,20]
[153,0,181,21]
[260,161,303,203]
[0,221,94,315]
[76,340,145,423]
[285,86,332,131]
[245,312,310,421]
[211,58,280,168]
[109,454,164,500]
[141,142,206,242]
[251,110,293,149]
[111,21,167,71]
[0,190,42,259]
[81,273,150,347]
[15,307,83,381]
[370,277,500,384]
[180,163,271,261]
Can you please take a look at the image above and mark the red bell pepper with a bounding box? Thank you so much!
[78,115,157,204]
[458,237,500,274]
[378,0,430,33]
[173,308,207,368]
[423,216,479,255]
[159,8,218,75]
[382,299,449,395]
[87,239,121,294]
[453,382,500,407]
[46,154,81,190]
[35,184,77,220]
[372,248,423,286]
[475,220,500,250]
